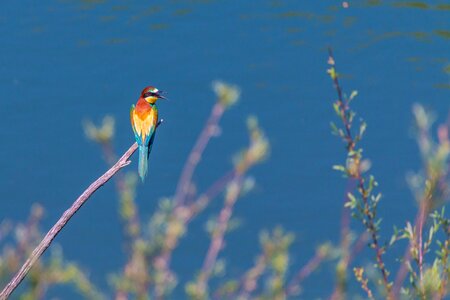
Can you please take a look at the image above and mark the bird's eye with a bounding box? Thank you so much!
[144,92,157,98]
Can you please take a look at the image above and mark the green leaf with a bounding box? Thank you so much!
[374,218,382,229]
[330,122,340,136]
[349,90,358,102]
[359,122,367,138]
[333,165,347,172]
[345,192,358,209]
[327,67,338,80]
[348,111,355,123]
[333,101,341,116]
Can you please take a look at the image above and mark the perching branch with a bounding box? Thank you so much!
[0,142,138,300]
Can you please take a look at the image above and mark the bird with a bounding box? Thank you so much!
[130,86,165,181]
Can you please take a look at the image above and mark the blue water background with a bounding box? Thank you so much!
[0,0,449,298]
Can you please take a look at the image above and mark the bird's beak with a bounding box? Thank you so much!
[157,91,167,100]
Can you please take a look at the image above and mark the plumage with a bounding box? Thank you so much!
[131,98,158,144]
[130,86,164,181]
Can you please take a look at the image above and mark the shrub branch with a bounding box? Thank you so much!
[0,142,138,299]
[328,48,391,296]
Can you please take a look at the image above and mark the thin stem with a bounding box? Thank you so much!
[417,201,427,281]
[393,197,432,297]
[328,48,354,151]
[331,180,356,300]
[392,122,435,296]
[174,103,225,206]
[234,255,267,300]
[152,104,226,297]
[328,48,391,297]
[187,170,236,218]
[285,248,328,296]
[0,143,138,300]
[328,232,369,300]
[153,160,233,298]
[357,174,390,288]
[197,177,243,294]
[393,236,412,295]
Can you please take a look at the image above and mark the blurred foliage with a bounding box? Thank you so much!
[83,116,115,145]
[0,205,104,299]
[328,51,450,300]
[3,67,450,300]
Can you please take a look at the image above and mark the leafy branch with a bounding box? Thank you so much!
[327,48,392,297]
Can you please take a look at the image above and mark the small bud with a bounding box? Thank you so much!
[212,80,240,108]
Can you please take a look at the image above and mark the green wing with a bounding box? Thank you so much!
[130,104,137,137]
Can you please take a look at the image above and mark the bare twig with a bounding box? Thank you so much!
[329,232,370,300]
[285,247,328,296]
[173,103,225,206]
[187,170,236,218]
[153,105,226,298]
[393,231,413,295]
[329,180,356,300]
[0,143,138,300]
[152,169,238,299]
[197,177,243,294]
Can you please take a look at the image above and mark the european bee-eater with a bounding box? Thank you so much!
[130,86,165,181]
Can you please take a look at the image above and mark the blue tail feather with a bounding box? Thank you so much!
[136,131,156,182]
[138,145,149,182]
